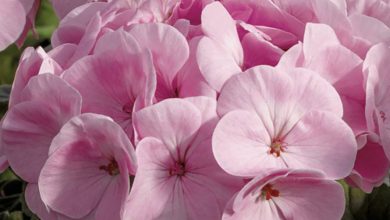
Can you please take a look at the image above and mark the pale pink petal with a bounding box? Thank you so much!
[273,175,345,220]
[176,37,217,99]
[2,74,81,182]
[134,99,201,154]
[25,183,60,220]
[129,23,189,96]
[93,29,140,55]
[0,0,26,51]
[213,110,277,177]
[9,47,48,107]
[51,0,97,18]
[197,2,243,91]
[63,46,156,139]
[218,66,343,136]
[201,2,243,66]
[364,43,390,159]
[225,169,344,220]
[124,137,178,219]
[282,111,357,179]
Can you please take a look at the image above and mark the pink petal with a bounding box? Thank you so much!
[93,30,140,55]
[124,137,178,219]
[0,0,26,51]
[213,110,276,177]
[218,66,343,136]
[129,23,189,95]
[134,99,201,155]
[197,2,243,91]
[25,183,61,220]
[241,32,284,67]
[2,74,81,182]
[176,37,217,99]
[283,111,357,179]
[63,46,156,139]
[9,47,48,107]
[273,175,345,220]
[348,134,390,192]
[225,169,344,220]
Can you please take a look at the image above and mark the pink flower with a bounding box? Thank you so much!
[2,74,81,183]
[124,98,243,219]
[213,66,357,179]
[0,0,39,51]
[222,169,345,220]
[63,30,156,141]
[39,113,137,220]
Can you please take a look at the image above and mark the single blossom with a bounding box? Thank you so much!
[222,169,345,220]
[2,74,81,183]
[213,66,357,179]
[124,98,243,220]
[39,113,137,220]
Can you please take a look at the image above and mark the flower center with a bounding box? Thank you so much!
[99,160,120,176]
[261,184,280,200]
[122,102,134,114]
[169,161,186,177]
[380,110,387,122]
[269,139,287,157]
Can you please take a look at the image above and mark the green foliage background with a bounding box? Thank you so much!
[0,1,389,219]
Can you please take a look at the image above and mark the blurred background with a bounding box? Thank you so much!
[0,1,389,219]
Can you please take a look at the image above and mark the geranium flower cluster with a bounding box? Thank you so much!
[1,0,390,219]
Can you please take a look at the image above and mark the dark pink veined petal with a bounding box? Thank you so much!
[2,74,81,182]
[283,111,357,179]
[134,99,201,156]
[0,0,26,51]
[39,113,135,219]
